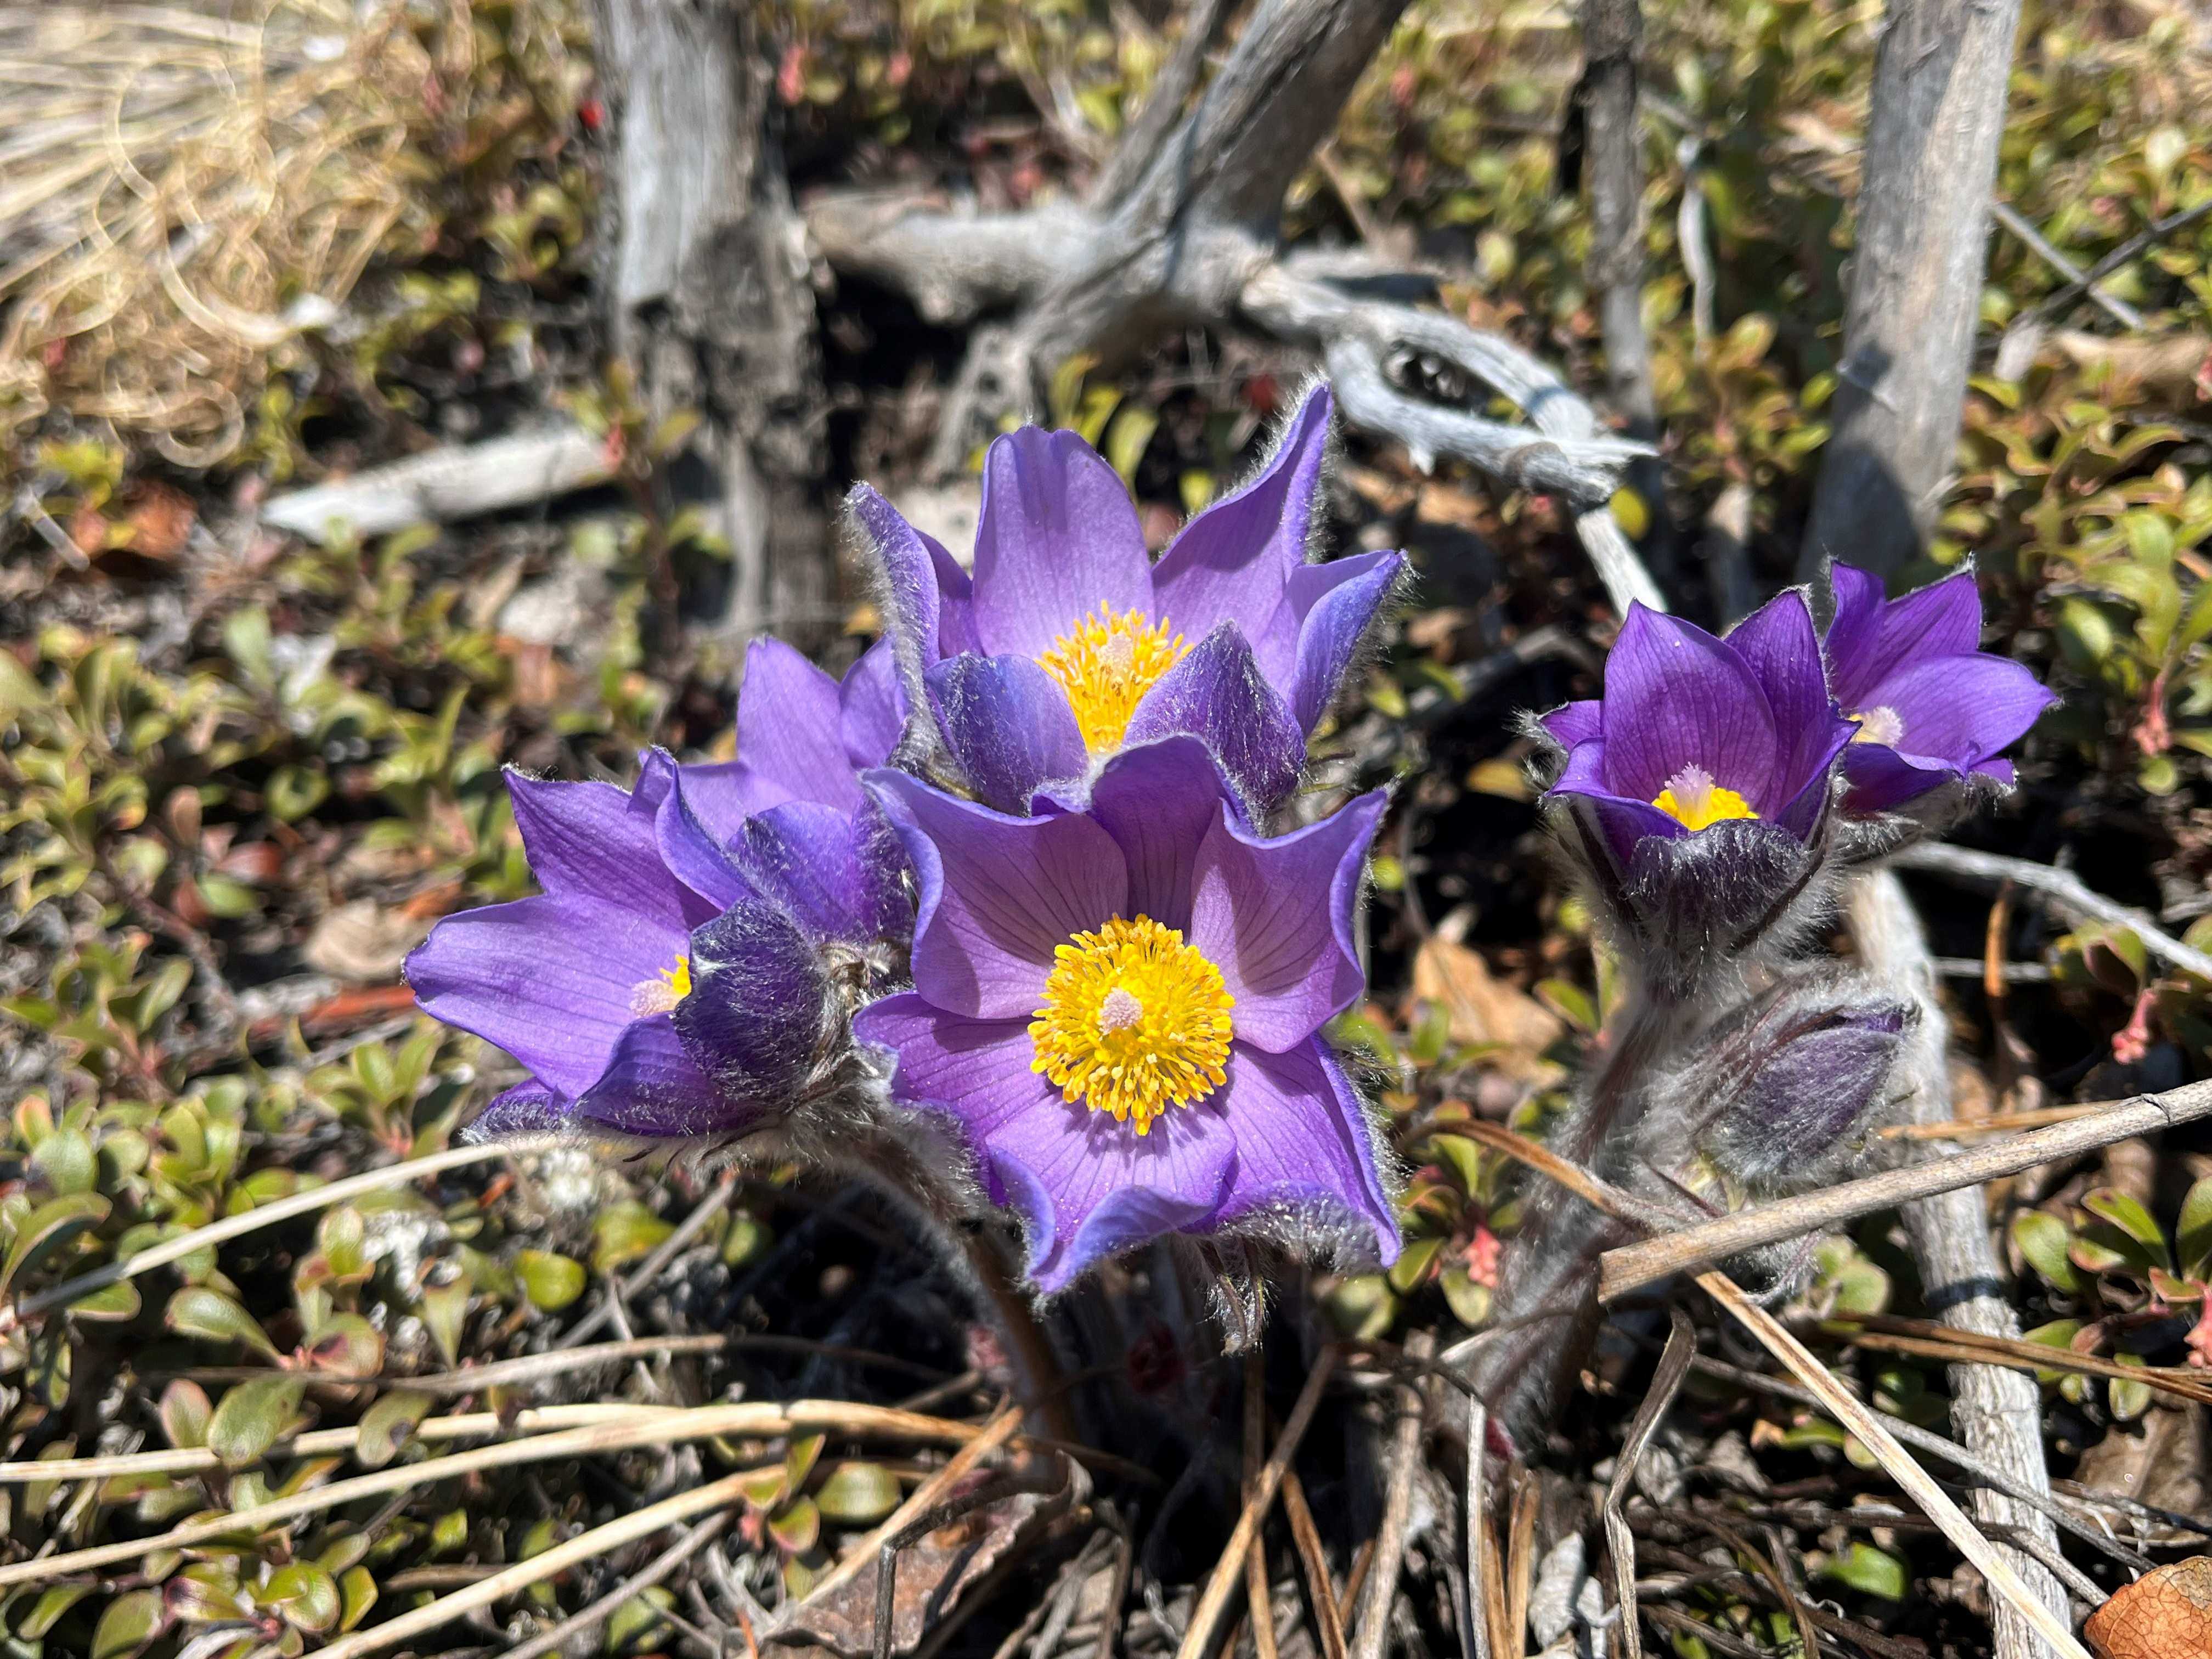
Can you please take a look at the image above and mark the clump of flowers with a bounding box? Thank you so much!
[411,387,1406,1314]
[1471,560,2055,1448]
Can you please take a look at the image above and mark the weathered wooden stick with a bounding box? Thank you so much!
[259,426,611,540]
[1599,1077,2212,1302]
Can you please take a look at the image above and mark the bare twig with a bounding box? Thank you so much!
[501,1513,733,1659]
[1603,1309,1696,1659]
[314,1469,759,1659]
[2007,197,2212,334]
[1889,841,2212,980]
[0,1400,1017,1589]
[558,1174,738,1347]
[1598,1075,2212,1300]
[1989,201,2143,329]
[1350,1330,1429,1659]
[1282,1466,1349,1659]
[1177,1348,1341,1659]
[1243,1350,1282,1659]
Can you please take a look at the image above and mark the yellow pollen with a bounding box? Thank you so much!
[1036,605,1189,755]
[1651,763,1760,832]
[1029,915,1234,1136]
[630,955,693,1017]
[1850,705,1905,747]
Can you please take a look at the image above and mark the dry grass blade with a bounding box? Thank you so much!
[1833,1314,2212,1407]
[1599,1078,2212,1301]
[499,1511,733,1659]
[313,1468,760,1659]
[1282,1464,1350,1659]
[0,1399,1002,1589]
[1244,1349,1283,1659]
[1603,1308,1696,1659]
[0,1401,664,1483]
[1177,1348,1341,1659]
[1695,1270,2092,1659]
[1352,1331,1429,1659]
[15,1134,567,1319]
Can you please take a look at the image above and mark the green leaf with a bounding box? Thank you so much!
[605,1586,676,1654]
[19,1583,93,1638]
[1439,1266,1492,1329]
[2012,1210,2082,1294]
[262,1562,342,1634]
[816,1461,902,1526]
[64,1277,141,1321]
[420,1279,470,1367]
[31,1128,96,1195]
[769,1495,821,1554]
[1104,404,1159,486]
[2085,1188,2170,1270]
[0,1190,109,1297]
[2110,1355,2153,1422]
[338,1564,379,1631]
[160,1379,213,1449]
[207,1375,306,1467]
[1319,1274,1396,1341]
[515,1249,586,1312]
[356,1390,433,1469]
[1821,1542,1909,1601]
[166,1286,283,1361]
[591,1201,674,1274]
[90,1588,165,1659]
[2179,1177,2212,1280]
[1386,1234,1444,1294]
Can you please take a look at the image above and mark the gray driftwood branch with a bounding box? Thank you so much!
[800,0,1662,617]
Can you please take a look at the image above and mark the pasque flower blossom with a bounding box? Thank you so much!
[851,736,1399,1291]
[1824,562,2055,814]
[852,383,1403,815]
[411,639,909,1143]
[1536,592,1858,986]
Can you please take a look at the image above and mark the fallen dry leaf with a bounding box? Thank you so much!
[303,899,434,983]
[2086,1556,2212,1658]
[121,482,196,560]
[1411,934,1564,1080]
[2072,1402,2209,1549]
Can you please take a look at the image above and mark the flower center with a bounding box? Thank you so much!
[629,954,692,1017]
[1850,705,1905,747]
[1650,763,1759,832]
[1036,605,1188,755]
[1028,915,1234,1136]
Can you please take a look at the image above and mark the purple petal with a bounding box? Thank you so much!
[734,637,861,814]
[840,637,908,770]
[1150,385,1334,685]
[1598,604,1780,810]
[1822,562,1888,697]
[849,482,974,682]
[1124,621,1304,814]
[1188,792,1385,1053]
[926,653,1089,813]
[668,759,793,843]
[854,991,1239,1291]
[1859,654,2056,768]
[572,1012,741,1137]
[1838,742,1946,815]
[1286,549,1404,731]
[970,428,1153,660]
[506,770,710,933]
[736,800,897,942]
[867,769,1127,1020]
[1724,590,1847,801]
[672,900,829,1110]
[1081,736,1245,932]
[986,1090,1239,1294]
[407,893,685,1098]
[1830,566,1985,707]
[1541,700,1602,750]
[641,751,757,912]
[1212,1039,1398,1267]
[465,1082,569,1140]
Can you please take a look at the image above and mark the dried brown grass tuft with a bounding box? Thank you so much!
[0,1,475,462]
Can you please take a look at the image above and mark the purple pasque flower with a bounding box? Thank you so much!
[1824,563,2055,815]
[1537,592,1857,988]
[1541,591,1857,864]
[675,635,912,946]
[852,382,1403,815]
[407,751,837,1142]
[851,736,1399,1293]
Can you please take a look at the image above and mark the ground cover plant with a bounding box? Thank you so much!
[5,3,2212,1658]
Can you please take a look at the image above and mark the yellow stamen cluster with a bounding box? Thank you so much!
[630,955,693,1017]
[1036,605,1188,755]
[1651,763,1759,832]
[1029,915,1234,1135]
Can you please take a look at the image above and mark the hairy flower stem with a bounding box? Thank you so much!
[1463,986,1692,1458]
